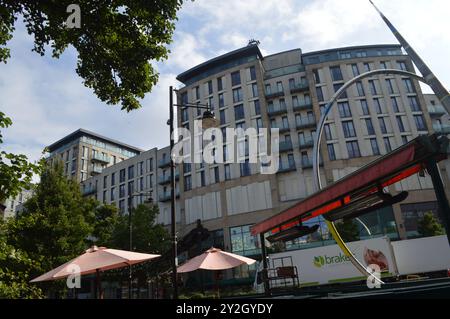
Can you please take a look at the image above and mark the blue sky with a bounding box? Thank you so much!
[1,0,450,164]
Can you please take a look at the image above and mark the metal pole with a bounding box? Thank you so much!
[169,86,178,299]
[259,233,271,296]
[128,193,132,299]
[426,158,450,245]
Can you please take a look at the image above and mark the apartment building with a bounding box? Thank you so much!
[46,129,142,183]
[2,188,33,219]
[175,43,449,262]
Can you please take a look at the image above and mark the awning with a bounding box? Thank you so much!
[251,134,448,236]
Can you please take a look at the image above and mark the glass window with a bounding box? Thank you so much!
[351,64,360,77]
[374,98,383,114]
[384,137,392,152]
[401,202,443,239]
[379,117,388,134]
[217,78,223,92]
[119,169,125,183]
[403,78,415,93]
[220,109,226,125]
[218,93,224,108]
[316,87,324,102]
[249,66,256,81]
[391,97,400,113]
[313,69,321,84]
[324,124,333,140]
[338,102,352,118]
[342,121,356,138]
[207,80,213,95]
[346,141,361,158]
[119,184,125,198]
[366,118,375,135]
[397,116,406,132]
[397,61,407,71]
[254,100,260,115]
[276,81,283,92]
[363,62,371,72]
[251,83,258,98]
[334,83,347,99]
[327,144,336,161]
[370,138,380,155]
[230,225,260,256]
[330,66,344,81]
[360,100,370,115]
[231,71,241,86]
[224,164,231,180]
[234,104,245,121]
[111,187,115,201]
[356,81,365,96]
[184,175,192,191]
[128,165,134,180]
[414,115,427,131]
[369,80,378,95]
[409,96,420,112]
[240,160,251,177]
[232,88,243,103]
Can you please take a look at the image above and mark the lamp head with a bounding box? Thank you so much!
[201,110,219,129]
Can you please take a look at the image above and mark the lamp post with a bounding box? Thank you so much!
[168,86,218,299]
[127,191,153,299]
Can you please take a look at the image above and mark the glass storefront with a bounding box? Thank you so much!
[401,201,444,239]
[230,225,260,257]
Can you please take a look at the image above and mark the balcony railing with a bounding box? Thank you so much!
[91,153,110,164]
[433,123,450,135]
[158,157,171,168]
[301,158,323,169]
[265,90,285,100]
[158,172,180,185]
[296,116,316,130]
[290,82,310,94]
[279,140,293,152]
[82,185,97,196]
[428,105,447,117]
[267,105,288,117]
[271,125,290,134]
[90,165,103,175]
[293,102,313,112]
[299,136,315,150]
[277,163,296,173]
[159,191,180,202]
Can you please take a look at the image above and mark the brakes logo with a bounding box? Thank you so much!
[313,253,351,268]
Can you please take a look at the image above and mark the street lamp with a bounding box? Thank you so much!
[127,190,153,299]
[168,86,218,299]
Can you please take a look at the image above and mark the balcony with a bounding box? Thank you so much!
[159,191,180,202]
[91,153,110,164]
[428,105,447,117]
[433,123,450,135]
[82,185,97,196]
[158,172,180,185]
[267,105,288,117]
[296,116,317,130]
[265,90,285,100]
[271,125,290,134]
[293,102,313,112]
[301,158,323,169]
[279,140,293,153]
[158,157,171,168]
[299,136,315,150]
[290,82,310,94]
[277,163,297,174]
[90,165,103,176]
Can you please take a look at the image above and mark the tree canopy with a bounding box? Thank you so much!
[0,1,186,111]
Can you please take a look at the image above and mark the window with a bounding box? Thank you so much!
[351,64,360,77]
[338,102,352,118]
[138,161,144,175]
[213,167,220,183]
[327,144,336,161]
[346,141,361,158]
[384,137,392,152]
[111,172,116,186]
[397,61,407,71]
[256,118,263,132]
[219,93,225,108]
[374,98,383,114]
[200,171,206,187]
[282,116,289,129]
[251,83,258,98]
[219,109,226,125]
[396,116,406,132]
[402,136,409,145]
[230,225,260,256]
[360,100,370,115]
[181,108,188,122]
[234,104,245,121]
[207,80,213,95]
[409,96,420,112]
[195,86,200,100]
[401,202,442,238]
[103,176,107,189]
[128,181,134,196]
[313,69,321,84]
[249,66,256,81]
[128,165,134,180]
[224,164,231,180]
[366,119,375,135]
[119,200,125,215]
[369,80,378,95]
[231,71,241,86]
[414,115,427,131]
[316,87,324,102]
[139,177,144,191]
[403,78,415,93]
[232,88,243,103]
[363,62,371,72]
[289,78,295,90]
[276,81,283,92]
[119,184,125,198]
[379,117,388,134]
[288,154,295,168]
[334,83,347,99]
[330,66,343,81]
[217,77,223,91]
[324,124,333,140]
[370,138,380,155]
[380,61,388,69]
[357,51,367,58]
[184,175,192,191]
[240,160,251,177]
[265,84,271,95]
[391,97,400,113]
[386,79,395,94]
[356,81,365,97]
[119,169,125,183]
[208,96,214,110]
[254,100,261,115]
[181,92,188,106]
[342,121,356,138]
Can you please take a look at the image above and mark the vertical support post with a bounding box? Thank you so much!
[426,158,450,245]
[128,193,133,299]
[169,86,178,299]
[260,233,271,296]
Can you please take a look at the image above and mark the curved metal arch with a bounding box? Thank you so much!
[312,69,426,284]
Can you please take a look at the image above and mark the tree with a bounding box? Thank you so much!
[335,219,360,242]
[418,212,445,238]
[0,1,187,111]
[88,204,120,247]
[0,112,41,204]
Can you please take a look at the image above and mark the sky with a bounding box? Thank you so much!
[1,0,450,164]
